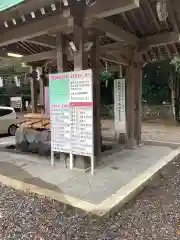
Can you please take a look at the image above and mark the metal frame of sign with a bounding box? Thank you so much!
[91,84,94,175]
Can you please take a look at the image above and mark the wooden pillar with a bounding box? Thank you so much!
[39,67,45,113]
[72,16,90,169]
[56,32,68,72]
[125,64,135,149]
[73,25,88,70]
[30,66,38,113]
[71,2,102,169]
[91,33,101,159]
[71,1,88,70]
[55,32,68,161]
[134,64,142,145]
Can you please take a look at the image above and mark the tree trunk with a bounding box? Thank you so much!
[175,77,180,123]
[171,88,176,121]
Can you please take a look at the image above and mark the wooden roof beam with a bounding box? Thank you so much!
[0,0,140,48]
[100,42,131,56]
[139,32,180,51]
[87,0,139,18]
[0,0,60,21]
[0,41,131,65]
[27,21,138,50]
[100,54,128,65]
[0,0,139,22]
[3,41,130,61]
[2,50,57,64]
[0,52,128,66]
[90,19,138,45]
[0,15,73,47]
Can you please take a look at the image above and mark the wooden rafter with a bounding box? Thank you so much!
[131,9,144,36]
[139,4,151,33]
[172,43,179,56]
[121,13,135,34]
[26,36,56,49]
[165,45,172,58]
[145,0,160,30]
[167,1,179,32]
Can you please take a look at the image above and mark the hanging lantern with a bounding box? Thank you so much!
[156,0,168,22]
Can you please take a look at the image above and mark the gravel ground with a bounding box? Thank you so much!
[0,160,179,239]
[101,119,180,143]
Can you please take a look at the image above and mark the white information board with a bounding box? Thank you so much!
[49,69,94,173]
[70,70,93,156]
[10,96,22,109]
[114,79,126,134]
[51,105,71,153]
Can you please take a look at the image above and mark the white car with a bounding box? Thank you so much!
[0,106,18,136]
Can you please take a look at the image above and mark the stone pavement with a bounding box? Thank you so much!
[0,120,179,216]
[0,136,15,146]
[0,143,178,216]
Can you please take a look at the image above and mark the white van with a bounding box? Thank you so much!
[0,106,18,136]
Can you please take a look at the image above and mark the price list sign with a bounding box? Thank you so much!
[70,70,92,103]
[70,69,93,156]
[49,73,71,153]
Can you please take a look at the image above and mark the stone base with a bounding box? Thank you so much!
[15,127,51,156]
[115,132,126,144]
[15,127,92,170]
[74,155,91,170]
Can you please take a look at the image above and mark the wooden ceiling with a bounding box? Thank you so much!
[107,0,180,61]
[0,0,179,69]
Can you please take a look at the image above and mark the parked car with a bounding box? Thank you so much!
[0,106,18,136]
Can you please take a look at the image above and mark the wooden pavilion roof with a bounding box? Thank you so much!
[0,0,180,70]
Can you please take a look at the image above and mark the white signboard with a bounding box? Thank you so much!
[114,79,126,134]
[10,96,22,109]
[70,73,92,103]
[49,69,94,173]
[51,104,71,153]
[70,70,93,156]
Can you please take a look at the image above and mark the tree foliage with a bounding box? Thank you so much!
[143,57,180,122]
[142,60,171,104]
